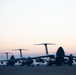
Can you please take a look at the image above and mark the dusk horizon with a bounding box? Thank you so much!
[0,0,76,60]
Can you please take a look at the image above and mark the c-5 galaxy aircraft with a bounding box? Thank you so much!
[15,46,76,66]
[16,43,56,66]
[47,47,76,66]
[0,49,28,66]
[0,55,17,66]
[0,43,76,66]
[0,52,17,66]
[14,43,76,66]
[0,43,56,66]
[5,43,54,66]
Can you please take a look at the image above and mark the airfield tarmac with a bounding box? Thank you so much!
[0,65,76,75]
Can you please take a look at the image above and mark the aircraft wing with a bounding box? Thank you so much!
[13,54,55,61]
[0,57,26,62]
[14,54,55,60]
[14,57,26,61]
[64,55,76,62]
[30,54,55,59]
[0,58,18,62]
[0,55,55,63]
[0,59,10,62]
[65,55,76,58]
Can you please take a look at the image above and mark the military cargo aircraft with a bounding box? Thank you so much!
[0,55,17,66]
[47,47,76,66]
[0,43,76,66]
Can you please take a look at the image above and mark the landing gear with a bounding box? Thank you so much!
[68,54,73,66]
[6,62,14,66]
[68,61,73,66]
[56,57,64,66]
[47,60,52,66]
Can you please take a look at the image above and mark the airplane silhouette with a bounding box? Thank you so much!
[20,46,76,66]
[18,43,56,66]
[0,49,28,66]
[6,55,16,66]
[0,43,55,66]
[0,46,76,66]
[0,54,17,66]
[47,47,76,66]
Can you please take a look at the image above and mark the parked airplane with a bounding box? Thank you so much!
[0,46,76,66]
[0,52,17,66]
[0,43,56,66]
[0,55,17,66]
[16,43,56,66]
[0,48,29,66]
[47,47,76,66]
[18,54,55,66]
[16,46,76,66]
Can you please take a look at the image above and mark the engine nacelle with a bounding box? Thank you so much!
[35,58,44,63]
[1,61,3,64]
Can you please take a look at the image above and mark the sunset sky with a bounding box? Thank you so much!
[0,0,76,59]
